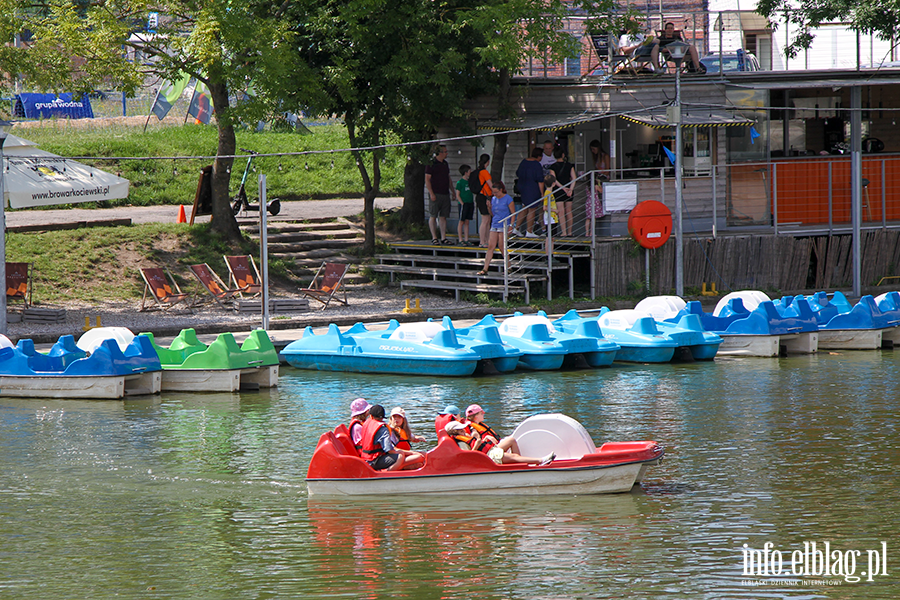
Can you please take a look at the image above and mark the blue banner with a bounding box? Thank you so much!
[14,93,94,119]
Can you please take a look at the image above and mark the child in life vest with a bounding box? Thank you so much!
[464,404,555,466]
[348,398,371,449]
[388,407,426,451]
[445,420,478,450]
[435,404,461,436]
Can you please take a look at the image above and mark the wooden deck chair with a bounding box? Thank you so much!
[189,263,244,309]
[140,267,193,312]
[224,255,262,298]
[6,262,33,309]
[300,262,349,310]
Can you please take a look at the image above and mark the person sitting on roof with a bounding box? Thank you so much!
[348,398,370,451]
[658,22,704,73]
[435,404,461,436]
[618,28,660,72]
[463,404,555,466]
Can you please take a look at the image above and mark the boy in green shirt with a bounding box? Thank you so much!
[455,165,476,246]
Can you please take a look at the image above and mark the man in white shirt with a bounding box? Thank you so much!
[540,139,556,174]
[619,31,660,72]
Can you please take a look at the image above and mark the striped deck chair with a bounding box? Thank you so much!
[140,267,192,312]
[189,263,244,309]
[300,262,349,310]
[224,255,262,298]
[6,262,33,309]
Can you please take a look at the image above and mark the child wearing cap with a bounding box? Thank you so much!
[464,404,555,466]
[348,398,371,449]
[445,420,478,450]
[388,407,426,451]
[435,404,461,436]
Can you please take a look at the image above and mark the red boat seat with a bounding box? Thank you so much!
[331,424,361,457]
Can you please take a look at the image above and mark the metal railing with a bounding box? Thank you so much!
[517,8,898,78]
[498,170,602,300]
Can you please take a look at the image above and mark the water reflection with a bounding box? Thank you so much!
[1,352,899,597]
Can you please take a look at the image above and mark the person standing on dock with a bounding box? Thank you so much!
[426,145,453,245]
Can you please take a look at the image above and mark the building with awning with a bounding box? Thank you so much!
[2,134,129,209]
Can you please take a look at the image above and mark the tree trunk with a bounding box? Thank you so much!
[347,118,380,255]
[491,133,508,183]
[207,81,241,241]
[402,157,426,224]
[491,68,514,180]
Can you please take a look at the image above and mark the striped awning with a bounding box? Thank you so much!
[621,110,754,129]
[478,112,609,132]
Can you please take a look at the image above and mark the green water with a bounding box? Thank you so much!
[1,351,898,599]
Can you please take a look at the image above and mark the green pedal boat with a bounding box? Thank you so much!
[142,328,280,392]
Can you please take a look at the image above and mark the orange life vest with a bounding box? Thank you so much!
[348,418,364,450]
[450,431,478,450]
[390,425,412,451]
[435,414,457,436]
[468,420,498,453]
[359,419,389,462]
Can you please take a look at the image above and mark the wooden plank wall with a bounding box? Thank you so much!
[594,231,900,296]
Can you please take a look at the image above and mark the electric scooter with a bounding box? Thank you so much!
[231,148,281,216]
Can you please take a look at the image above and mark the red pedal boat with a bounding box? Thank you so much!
[307,414,664,496]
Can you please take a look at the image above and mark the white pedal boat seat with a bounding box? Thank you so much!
[512,413,597,460]
[500,315,558,337]
[77,327,136,353]
[634,295,686,321]
[388,321,445,342]
[714,290,771,316]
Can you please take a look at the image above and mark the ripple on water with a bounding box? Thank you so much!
[0,352,898,597]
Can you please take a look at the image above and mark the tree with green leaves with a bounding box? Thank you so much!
[14,0,318,240]
[297,0,622,253]
[757,0,900,58]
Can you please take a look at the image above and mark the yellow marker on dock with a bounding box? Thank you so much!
[402,299,423,314]
[701,282,719,296]
[83,316,102,331]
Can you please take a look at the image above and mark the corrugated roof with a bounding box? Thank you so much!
[621,109,754,128]
[478,112,609,131]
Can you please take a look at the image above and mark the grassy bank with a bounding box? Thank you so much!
[7,222,299,305]
[13,122,406,207]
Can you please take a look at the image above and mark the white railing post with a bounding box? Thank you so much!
[711,164,717,238]
[502,214,510,302]
[546,198,553,301]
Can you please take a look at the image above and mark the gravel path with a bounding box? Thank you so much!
[5,198,497,343]
[7,283,493,344]
[6,197,403,228]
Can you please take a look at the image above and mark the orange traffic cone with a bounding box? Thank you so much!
[176,205,187,224]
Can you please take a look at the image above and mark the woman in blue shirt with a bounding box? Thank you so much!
[476,181,515,275]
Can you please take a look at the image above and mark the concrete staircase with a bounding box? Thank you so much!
[239,216,368,284]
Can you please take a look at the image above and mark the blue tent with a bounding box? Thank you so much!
[14,93,94,119]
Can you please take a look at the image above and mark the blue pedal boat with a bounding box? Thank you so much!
[280,322,480,377]
[436,317,523,373]
[683,291,818,356]
[460,314,566,370]
[633,296,722,360]
[798,290,900,349]
[477,313,617,370]
[534,311,619,367]
[585,309,678,363]
[0,331,162,399]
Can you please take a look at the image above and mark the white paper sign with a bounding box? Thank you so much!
[602,182,638,212]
